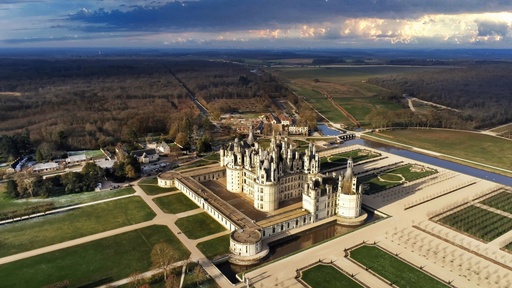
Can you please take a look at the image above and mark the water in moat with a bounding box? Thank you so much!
[216,209,378,284]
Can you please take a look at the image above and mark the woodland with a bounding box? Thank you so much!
[0,58,289,161]
[367,63,512,129]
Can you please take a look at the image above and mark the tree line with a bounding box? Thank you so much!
[367,63,512,129]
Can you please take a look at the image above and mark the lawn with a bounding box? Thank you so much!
[438,205,512,242]
[480,191,512,214]
[153,193,199,214]
[359,164,437,195]
[504,242,512,253]
[349,245,448,288]
[320,149,380,171]
[139,184,178,196]
[0,187,135,220]
[0,196,155,257]
[0,225,190,288]
[175,212,226,240]
[364,129,512,174]
[139,177,158,185]
[301,264,362,288]
[196,234,231,259]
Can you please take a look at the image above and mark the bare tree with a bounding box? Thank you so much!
[151,242,178,283]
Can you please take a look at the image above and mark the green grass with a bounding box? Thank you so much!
[175,212,226,240]
[301,264,362,288]
[0,196,155,257]
[139,177,158,185]
[0,225,190,288]
[365,129,512,174]
[350,245,448,288]
[0,187,135,219]
[153,193,199,214]
[360,164,437,194]
[438,205,512,242]
[480,191,512,214]
[320,149,380,171]
[196,234,231,259]
[139,184,177,195]
[67,150,105,159]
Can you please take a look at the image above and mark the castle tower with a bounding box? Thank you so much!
[247,126,255,146]
[337,157,362,218]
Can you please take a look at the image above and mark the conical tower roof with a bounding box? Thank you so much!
[247,126,255,145]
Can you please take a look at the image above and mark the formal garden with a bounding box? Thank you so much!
[320,149,381,171]
[175,212,226,239]
[360,164,437,195]
[153,193,199,214]
[0,225,190,287]
[196,234,231,259]
[349,245,449,288]
[138,178,178,195]
[300,264,363,288]
[480,190,512,214]
[0,196,155,257]
[437,205,512,242]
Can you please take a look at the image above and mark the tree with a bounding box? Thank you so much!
[5,180,19,198]
[35,149,43,163]
[196,135,212,155]
[60,172,83,194]
[81,162,105,191]
[151,242,178,283]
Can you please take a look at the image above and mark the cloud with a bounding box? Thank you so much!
[66,0,512,33]
[476,20,510,37]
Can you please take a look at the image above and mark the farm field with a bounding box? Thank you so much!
[153,193,199,214]
[437,205,512,242]
[0,225,189,288]
[0,196,155,257]
[320,149,381,171]
[273,66,441,126]
[364,129,512,175]
[349,245,448,288]
[480,190,512,214]
[175,212,226,239]
[300,264,363,288]
[360,164,437,195]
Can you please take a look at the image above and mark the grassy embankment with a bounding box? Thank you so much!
[273,66,440,126]
[0,225,189,288]
[0,196,155,257]
[363,129,512,177]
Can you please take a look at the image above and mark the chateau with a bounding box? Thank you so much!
[159,128,365,264]
[220,127,363,220]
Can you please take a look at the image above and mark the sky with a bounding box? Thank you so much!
[1,0,512,49]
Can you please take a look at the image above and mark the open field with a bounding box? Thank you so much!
[0,225,190,288]
[175,212,226,240]
[349,245,448,288]
[153,193,199,214]
[365,129,512,174]
[196,234,231,259]
[490,123,512,139]
[300,264,363,288]
[320,149,380,171]
[360,164,436,195]
[437,205,512,242]
[480,190,512,214]
[0,196,155,257]
[0,187,135,220]
[273,66,441,126]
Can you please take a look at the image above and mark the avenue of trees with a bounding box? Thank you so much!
[367,63,512,129]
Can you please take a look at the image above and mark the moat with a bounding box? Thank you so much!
[216,208,380,284]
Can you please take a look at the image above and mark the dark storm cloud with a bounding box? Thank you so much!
[67,0,512,33]
[476,21,510,37]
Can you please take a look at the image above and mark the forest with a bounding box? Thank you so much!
[367,63,512,129]
[0,58,287,160]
